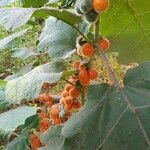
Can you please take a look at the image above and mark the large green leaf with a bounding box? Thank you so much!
[0,29,28,51]
[61,62,150,150]
[0,8,35,31]
[0,106,38,132]
[101,0,150,64]
[5,62,64,103]
[38,17,77,60]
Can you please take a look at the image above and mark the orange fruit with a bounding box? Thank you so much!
[50,104,60,118]
[64,96,73,106]
[92,0,109,13]
[72,61,80,69]
[98,38,110,52]
[88,69,98,80]
[79,69,90,86]
[65,84,73,92]
[69,87,80,98]
[79,43,94,57]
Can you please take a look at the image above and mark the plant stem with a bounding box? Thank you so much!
[94,18,120,88]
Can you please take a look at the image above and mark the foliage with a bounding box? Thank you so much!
[0,0,149,149]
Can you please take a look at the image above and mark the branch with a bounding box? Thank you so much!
[94,17,120,88]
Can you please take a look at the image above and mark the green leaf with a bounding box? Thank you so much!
[5,62,35,81]
[5,62,64,103]
[7,134,28,150]
[0,80,7,89]
[101,0,150,64]
[38,17,77,60]
[22,0,48,8]
[0,29,28,51]
[11,47,38,59]
[0,106,38,132]
[0,90,8,110]
[62,62,150,150]
[40,126,65,150]
[34,8,82,26]
[0,0,15,7]
[0,8,35,31]
[7,115,39,150]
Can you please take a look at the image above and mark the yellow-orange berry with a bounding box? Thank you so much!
[92,0,109,13]
[79,43,94,57]
[65,84,73,92]
[72,61,80,69]
[79,69,90,86]
[50,104,60,118]
[88,69,98,80]
[69,87,80,98]
[99,38,110,52]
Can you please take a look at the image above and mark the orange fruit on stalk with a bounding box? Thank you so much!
[61,91,69,98]
[60,97,65,105]
[64,96,73,106]
[65,84,73,92]
[92,0,109,13]
[53,117,62,125]
[50,104,60,118]
[29,133,41,150]
[39,119,50,133]
[69,87,80,98]
[79,43,94,57]
[42,83,50,89]
[98,38,110,52]
[88,69,98,80]
[73,100,81,110]
[72,61,80,69]
[38,94,45,103]
[79,69,90,86]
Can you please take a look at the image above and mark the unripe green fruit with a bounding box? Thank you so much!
[84,10,98,23]
[80,0,92,13]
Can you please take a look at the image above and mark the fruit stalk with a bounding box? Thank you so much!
[94,17,120,88]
